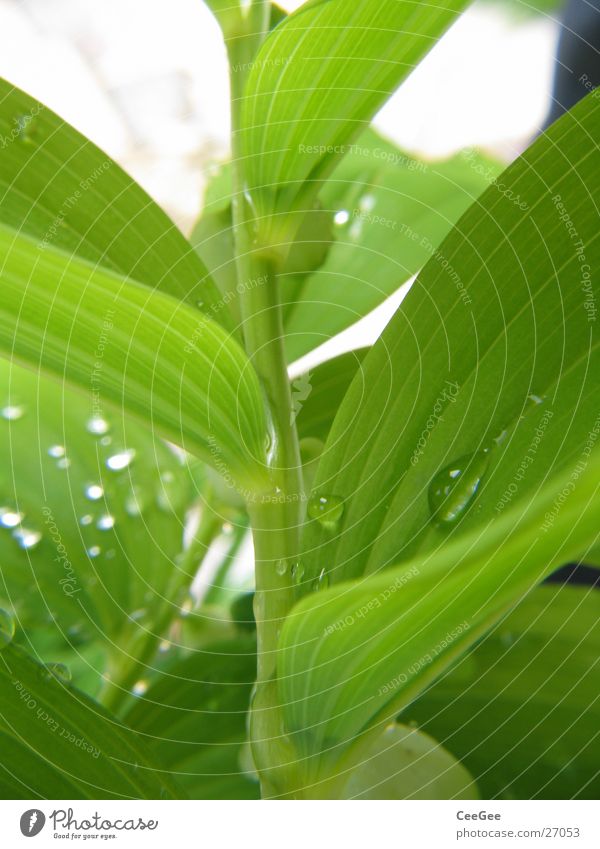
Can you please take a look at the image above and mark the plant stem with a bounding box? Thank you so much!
[226,2,305,795]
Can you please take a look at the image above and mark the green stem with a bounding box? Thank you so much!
[226,2,305,796]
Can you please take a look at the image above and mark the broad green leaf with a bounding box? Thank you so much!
[282,132,500,361]
[239,0,469,243]
[278,448,599,766]
[0,225,269,489]
[294,349,367,443]
[404,584,600,799]
[0,358,211,701]
[0,642,178,799]
[124,638,258,799]
[300,93,600,587]
[0,80,229,327]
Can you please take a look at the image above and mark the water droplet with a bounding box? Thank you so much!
[132,679,148,696]
[45,662,71,683]
[86,416,110,435]
[130,608,146,622]
[159,639,171,653]
[87,545,101,558]
[494,428,508,446]
[85,484,104,501]
[48,445,65,458]
[100,435,112,447]
[56,457,71,470]
[0,508,24,528]
[291,562,305,585]
[106,449,135,471]
[312,567,329,592]
[79,514,93,526]
[307,494,345,530]
[275,559,288,576]
[428,451,489,525]
[96,514,115,531]
[528,394,544,406]
[1,404,24,421]
[13,527,42,549]
[0,609,15,649]
[334,209,350,226]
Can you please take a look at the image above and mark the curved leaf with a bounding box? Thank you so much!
[239,0,469,242]
[300,93,600,587]
[0,358,208,699]
[0,643,178,799]
[278,449,599,765]
[405,585,600,799]
[0,225,269,489]
[0,79,229,327]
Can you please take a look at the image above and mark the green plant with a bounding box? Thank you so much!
[0,0,598,800]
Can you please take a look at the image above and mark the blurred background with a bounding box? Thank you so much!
[0,0,568,234]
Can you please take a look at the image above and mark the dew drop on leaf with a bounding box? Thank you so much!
[312,567,329,592]
[0,609,15,649]
[291,562,305,585]
[86,416,110,435]
[79,514,93,526]
[132,679,148,696]
[44,662,72,683]
[56,457,71,470]
[13,527,42,550]
[275,559,288,576]
[87,545,101,558]
[106,449,135,471]
[1,404,24,420]
[0,508,24,528]
[307,493,345,530]
[96,514,115,531]
[527,393,544,406]
[428,450,489,525]
[85,483,104,501]
[48,445,65,458]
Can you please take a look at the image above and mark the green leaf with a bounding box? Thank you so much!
[282,131,500,361]
[0,80,229,328]
[239,0,469,245]
[124,638,258,799]
[278,445,599,768]
[300,93,600,586]
[0,643,178,799]
[405,585,600,799]
[0,225,269,489]
[0,358,208,699]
